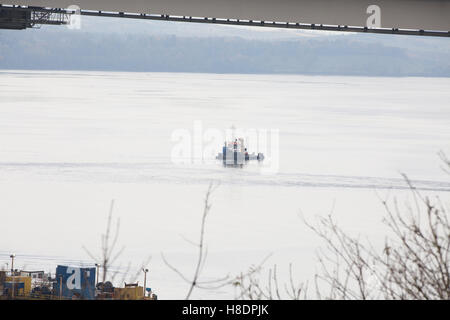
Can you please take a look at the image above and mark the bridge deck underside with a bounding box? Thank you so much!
[1,1,449,37]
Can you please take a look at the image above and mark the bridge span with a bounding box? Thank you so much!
[1,0,450,37]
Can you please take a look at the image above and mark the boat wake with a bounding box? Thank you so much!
[0,161,449,192]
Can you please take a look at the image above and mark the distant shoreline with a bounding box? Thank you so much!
[1,69,449,79]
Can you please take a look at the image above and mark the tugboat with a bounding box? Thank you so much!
[216,138,264,167]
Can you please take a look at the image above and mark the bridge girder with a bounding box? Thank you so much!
[3,0,450,35]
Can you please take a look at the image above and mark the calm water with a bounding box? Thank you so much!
[0,70,449,298]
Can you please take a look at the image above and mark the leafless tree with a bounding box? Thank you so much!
[162,182,230,300]
[373,175,450,299]
[303,214,377,300]
[128,256,152,284]
[232,153,449,300]
[303,155,450,300]
[232,258,308,300]
[83,199,125,283]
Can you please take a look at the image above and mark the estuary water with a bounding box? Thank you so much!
[0,70,449,299]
